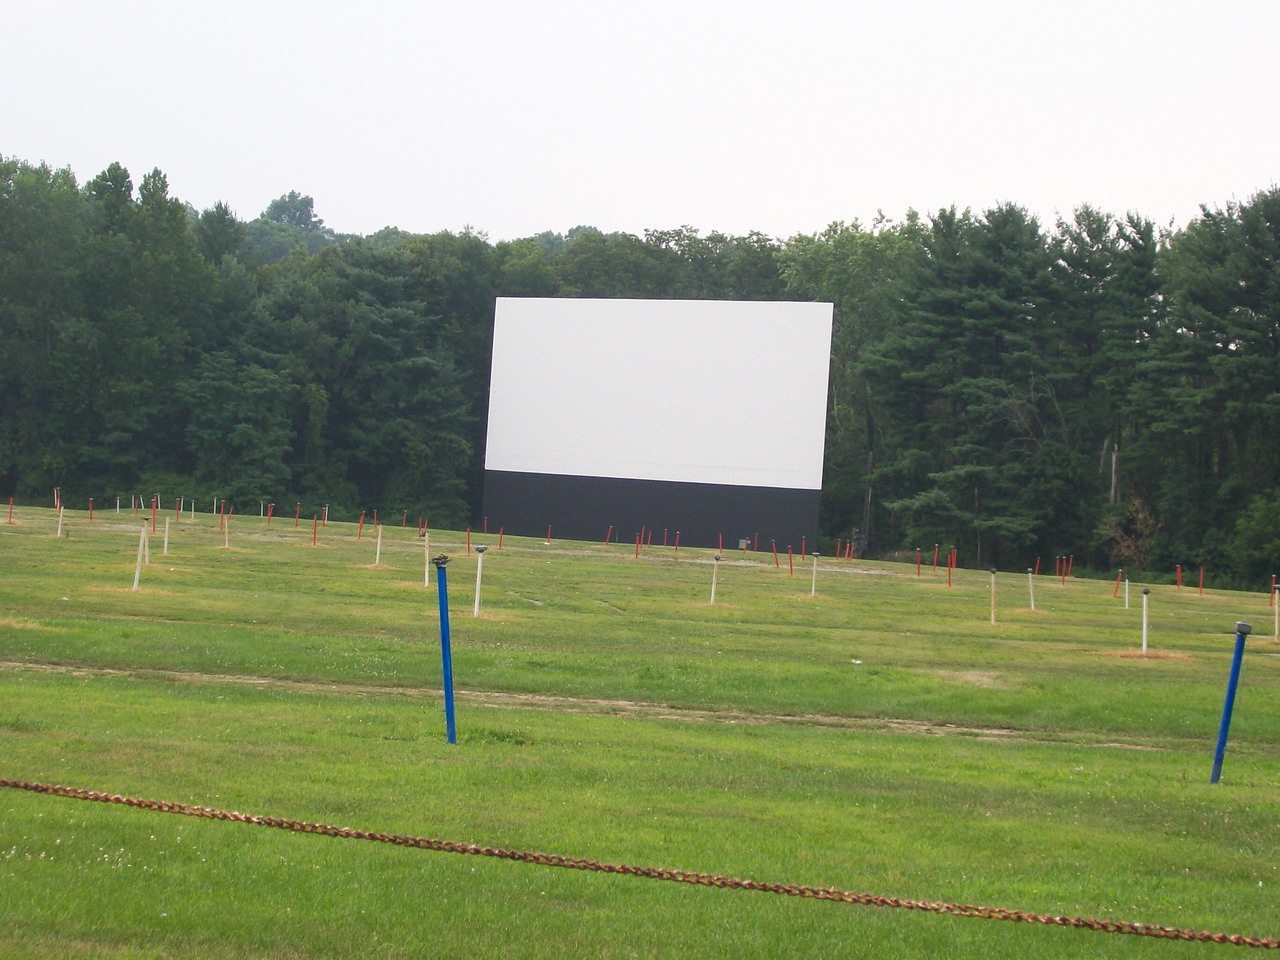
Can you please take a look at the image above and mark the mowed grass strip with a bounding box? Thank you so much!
[1,509,1278,958]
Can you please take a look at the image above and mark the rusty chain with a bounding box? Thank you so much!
[3,777,1276,949]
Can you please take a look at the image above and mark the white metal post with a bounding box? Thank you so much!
[473,545,488,617]
[1141,587,1151,656]
[131,525,145,592]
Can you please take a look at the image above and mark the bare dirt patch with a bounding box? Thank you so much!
[929,669,1006,688]
[506,592,544,606]
[84,586,175,595]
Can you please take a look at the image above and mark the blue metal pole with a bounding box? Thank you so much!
[1210,621,1251,783]
[433,555,457,745]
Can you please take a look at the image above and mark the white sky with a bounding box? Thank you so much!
[5,0,1277,241]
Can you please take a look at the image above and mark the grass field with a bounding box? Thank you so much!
[1,507,1278,958]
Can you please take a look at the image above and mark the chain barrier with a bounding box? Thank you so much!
[3,777,1276,949]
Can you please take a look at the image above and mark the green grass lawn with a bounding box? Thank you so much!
[1,507,1277,958]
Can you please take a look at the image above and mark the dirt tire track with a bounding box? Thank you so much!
[0,658,1166,750]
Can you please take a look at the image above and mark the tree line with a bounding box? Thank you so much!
[1,155,1277,585]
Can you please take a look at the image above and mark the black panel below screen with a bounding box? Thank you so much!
[481,470,819,551]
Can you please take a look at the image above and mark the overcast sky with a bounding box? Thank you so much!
[6,0,1277,241]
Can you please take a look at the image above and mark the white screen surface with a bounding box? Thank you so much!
[485,298,833,490]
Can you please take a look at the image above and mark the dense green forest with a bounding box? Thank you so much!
[1,155,1277,585]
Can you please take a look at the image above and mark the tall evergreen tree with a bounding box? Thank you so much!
[865,205,1060,566]
[0,158,85,495]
